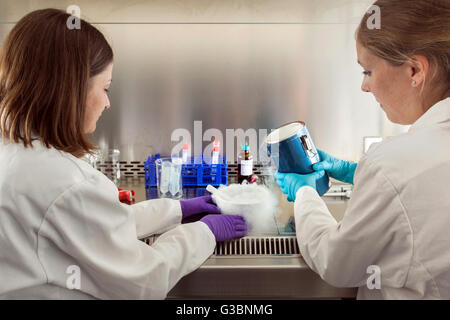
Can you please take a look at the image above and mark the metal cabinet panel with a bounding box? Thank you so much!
[0,0,407,162]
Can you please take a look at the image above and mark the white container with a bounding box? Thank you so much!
[207,184,278,234]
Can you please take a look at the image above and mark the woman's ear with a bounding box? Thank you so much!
[408,55,430,87]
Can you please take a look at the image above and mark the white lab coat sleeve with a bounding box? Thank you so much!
[132,199,182,239]
[294,156,413,288]
[37,174,216,299]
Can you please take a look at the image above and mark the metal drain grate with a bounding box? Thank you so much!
[141,236,300,257]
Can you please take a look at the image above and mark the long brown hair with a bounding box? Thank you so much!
[356,0,450,94]
[0,8,113,158]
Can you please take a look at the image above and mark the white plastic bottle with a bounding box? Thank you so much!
[211,139,220,164]
[212,146,220,164]
[181,144,189,164]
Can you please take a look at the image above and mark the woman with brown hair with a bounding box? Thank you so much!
[276,0,450,299]
[0,9,247,299]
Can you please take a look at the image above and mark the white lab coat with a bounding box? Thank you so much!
[0,140,216,299]
[294,98,450,299]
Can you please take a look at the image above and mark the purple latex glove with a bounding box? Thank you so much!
[200,215,248,242]
[180,195,221,223]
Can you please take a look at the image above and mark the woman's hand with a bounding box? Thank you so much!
[312,149,358,184]
[275,170,325,202]
[200,215,248,242]
[180,195,221,223]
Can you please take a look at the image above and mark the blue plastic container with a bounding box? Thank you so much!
[265,121,330,196]
[145,154,227,187]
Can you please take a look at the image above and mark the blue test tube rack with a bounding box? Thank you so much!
[144,154,228,187]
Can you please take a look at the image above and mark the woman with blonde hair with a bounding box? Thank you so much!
[0,9,247,299]
[276,0,450,299]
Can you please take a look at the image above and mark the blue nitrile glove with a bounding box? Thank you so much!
[180,195,221,223]
[200,215,248,242]
[275,170,326,202]
[312,149,357,184]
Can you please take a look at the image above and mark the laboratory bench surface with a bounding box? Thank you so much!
[118,177,358,299]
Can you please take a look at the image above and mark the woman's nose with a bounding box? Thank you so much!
[361,81,370,93]
[105,96,111,109]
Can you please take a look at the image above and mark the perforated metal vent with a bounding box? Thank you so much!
[213,236,300,257]
[95,160,146,178]
[141,235,300,257]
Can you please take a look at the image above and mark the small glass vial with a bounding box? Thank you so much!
[237,144,253,184]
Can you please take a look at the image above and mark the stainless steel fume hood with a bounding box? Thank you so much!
[122,178,357,299]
